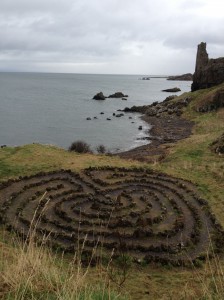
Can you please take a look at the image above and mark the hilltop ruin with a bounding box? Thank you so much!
[191,42,224,91]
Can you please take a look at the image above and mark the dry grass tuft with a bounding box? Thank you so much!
[0,196,127,300]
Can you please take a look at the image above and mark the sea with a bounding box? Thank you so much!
[0,72,192,153]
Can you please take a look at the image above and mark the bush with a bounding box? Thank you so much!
[96,144,107,154]
[68,140,92,153]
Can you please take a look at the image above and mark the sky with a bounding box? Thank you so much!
[0,0,224,75]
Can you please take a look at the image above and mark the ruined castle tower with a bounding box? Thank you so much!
[191,42,224,91]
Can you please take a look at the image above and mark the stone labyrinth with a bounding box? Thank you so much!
[0,167,222,265]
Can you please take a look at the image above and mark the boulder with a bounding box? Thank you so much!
[195,88,224,112]
[162,87,181,92]
[164,95,178,102]
[93,92,106,100]
[145,107,158,116]
[210,133,224,154]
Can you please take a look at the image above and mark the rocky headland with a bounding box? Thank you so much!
[167,73,193,81]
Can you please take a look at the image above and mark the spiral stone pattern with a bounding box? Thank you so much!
[0,167,222,265]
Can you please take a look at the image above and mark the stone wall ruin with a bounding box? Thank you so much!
[191,42,224,91]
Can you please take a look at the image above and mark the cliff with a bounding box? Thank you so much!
[191,42,224,91]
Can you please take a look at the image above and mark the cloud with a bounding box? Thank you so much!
[0,0,223,74]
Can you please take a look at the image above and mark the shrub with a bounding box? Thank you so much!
[96,144,107,154]
[68,140,92,153]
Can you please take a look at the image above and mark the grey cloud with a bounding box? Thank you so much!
[0,0,223,74]
[0,0,72,14]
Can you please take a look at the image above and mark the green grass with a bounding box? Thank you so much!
[0,144,144,181]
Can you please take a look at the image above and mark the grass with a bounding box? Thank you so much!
[0,143,144,181]
[0,83,224,299]
[0,206,128,300]
[153,94,224,226]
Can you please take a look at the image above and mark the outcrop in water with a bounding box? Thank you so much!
[191,42,224,91]
[108,92,128,98]
[162,87,181,93]
[93,92,106,100]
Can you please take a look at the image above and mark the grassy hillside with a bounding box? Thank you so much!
[0,143,144,180]
[154,85,224,226]
[0,84,224,299]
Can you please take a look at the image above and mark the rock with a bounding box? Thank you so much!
[164,95,178,102]
[195,88,224,112]
[162,87,181,92]
[145,107,158,116]
[93,92,106,100]
[136,137,151,140]
[122,93,191,119]
[210,133,224,154]
[123,105,148,113]
[167,73,193,81]
[108,92,127,98]
[192,42,224,91]
[86,117,91,120]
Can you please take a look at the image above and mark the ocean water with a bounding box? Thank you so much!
[0,72,191,152]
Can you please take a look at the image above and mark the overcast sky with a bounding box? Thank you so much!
[0,0,224,75]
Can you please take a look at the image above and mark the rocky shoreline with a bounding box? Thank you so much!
[116,95,194,162]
